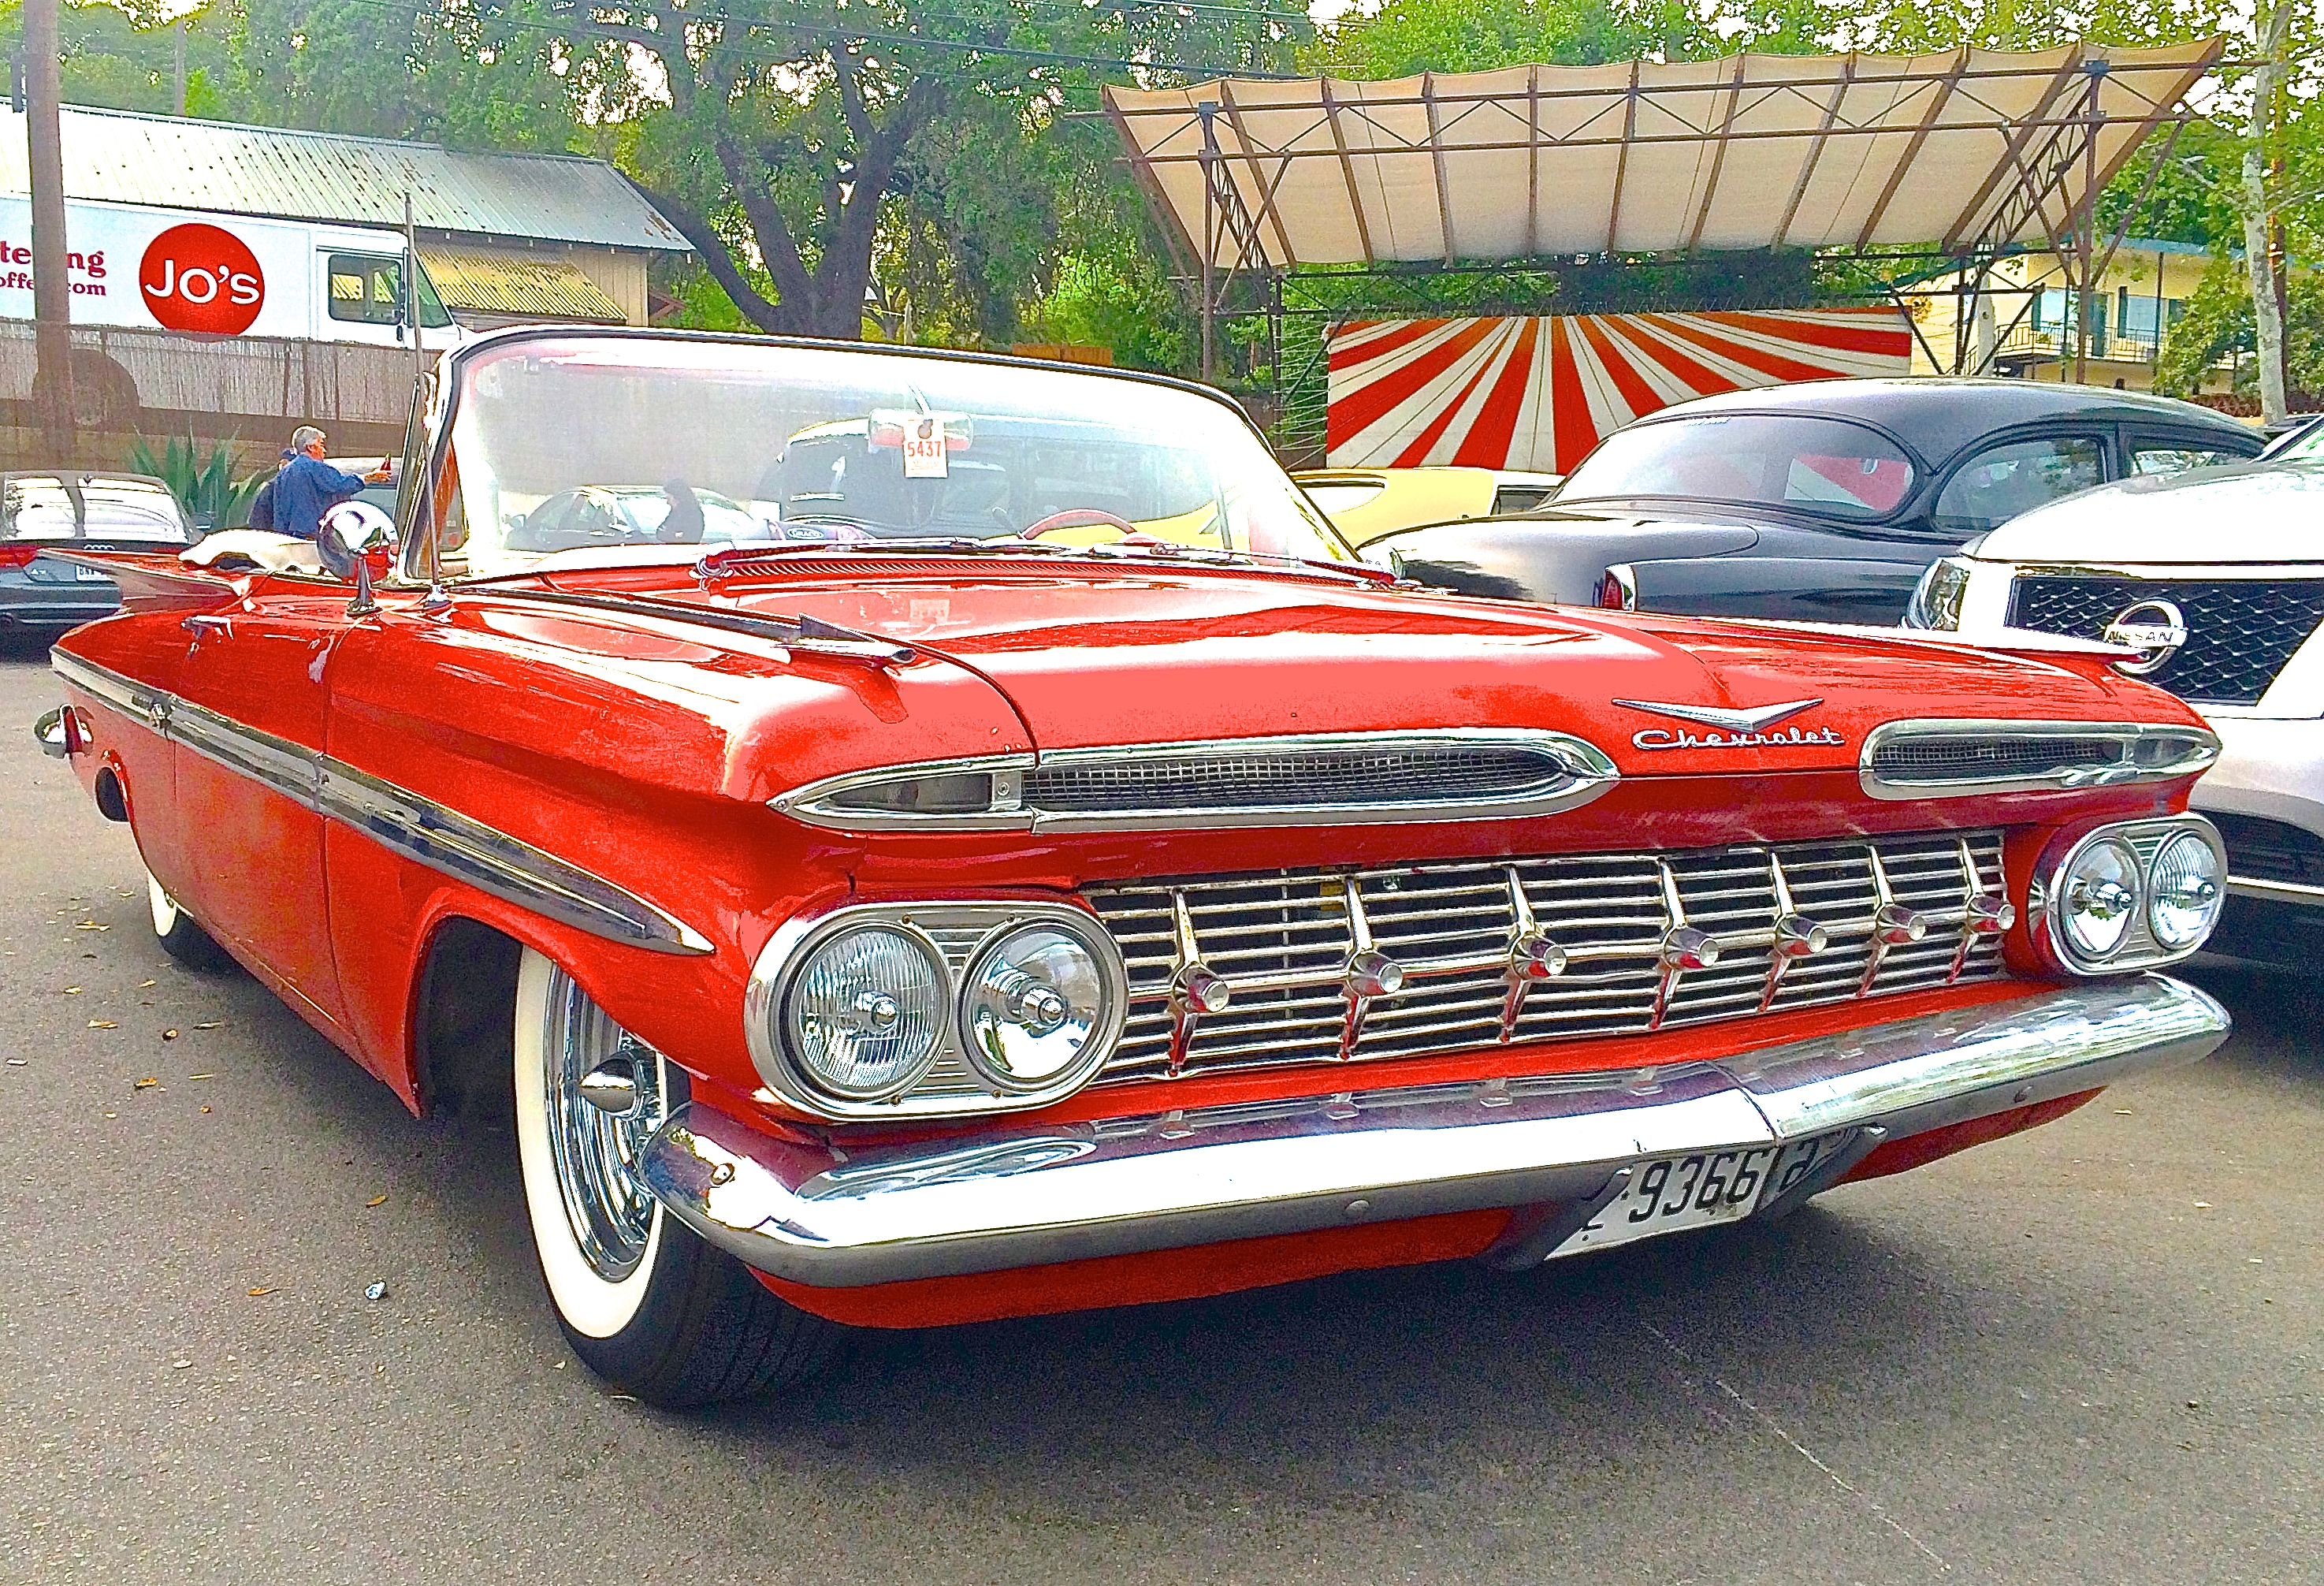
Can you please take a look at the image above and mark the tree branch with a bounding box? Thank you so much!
[713,132,816,320]
[625,175,789,334]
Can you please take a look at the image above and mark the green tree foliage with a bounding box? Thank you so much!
[2154,251,2324,399]
[566,2,1301,340]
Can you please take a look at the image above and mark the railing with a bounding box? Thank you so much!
[1993,319,2163,364]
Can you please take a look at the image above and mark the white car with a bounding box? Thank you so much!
[1904,459,2324,958]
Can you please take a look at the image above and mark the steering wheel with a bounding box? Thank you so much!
[1018,508,1166,547]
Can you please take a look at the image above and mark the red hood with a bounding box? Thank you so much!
[597,560,2196,779]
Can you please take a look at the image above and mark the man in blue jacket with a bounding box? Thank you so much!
[275,426,389,540]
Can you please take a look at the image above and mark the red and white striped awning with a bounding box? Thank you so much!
[1326,307,1913,471]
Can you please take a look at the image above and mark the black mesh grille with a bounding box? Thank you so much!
[1868,735,2115,782]
[2211,811,2324,885]
[1024,743,1576,813]
[2009,576,2324,706]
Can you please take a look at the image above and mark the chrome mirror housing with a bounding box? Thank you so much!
[317,501,400,615]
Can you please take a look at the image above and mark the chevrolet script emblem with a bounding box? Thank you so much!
[1612,697,1846,752]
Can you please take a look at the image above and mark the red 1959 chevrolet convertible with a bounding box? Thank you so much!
[34,329,2232,1405]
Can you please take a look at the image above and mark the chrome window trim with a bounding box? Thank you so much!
[1859,718,2220,800]
[771,729,1620,834]
[50,651,711,956]
[2043,815,2226,976]
[746,900,1130,1121]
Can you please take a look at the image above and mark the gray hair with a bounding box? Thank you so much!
[291,425,325,452]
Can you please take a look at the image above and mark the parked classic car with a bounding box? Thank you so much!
[1292,466,1562,545]
[36,329,2233,1407]
[1903,457,2324,962]
[1372,379,2261,623]
[1,471,193,636]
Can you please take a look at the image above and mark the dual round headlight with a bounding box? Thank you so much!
[2049,821,2225,970]
[769,909,1124,1115]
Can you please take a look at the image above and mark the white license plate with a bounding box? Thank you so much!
[73,565,113,582]
[1551,1132,1853,1258]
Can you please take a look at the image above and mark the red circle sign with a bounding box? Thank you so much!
[139,223,265,334]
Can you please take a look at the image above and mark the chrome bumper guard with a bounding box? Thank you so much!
[638,975,2227,1289]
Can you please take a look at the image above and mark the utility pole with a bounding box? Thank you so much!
[23,0,75,459]
[2243,0,2292,426]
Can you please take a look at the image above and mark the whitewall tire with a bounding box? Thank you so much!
[509,947,841,1405]
[145,870,236,972]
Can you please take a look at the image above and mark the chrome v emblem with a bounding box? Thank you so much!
[1612,698,1824,733]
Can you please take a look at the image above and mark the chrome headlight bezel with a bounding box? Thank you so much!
[747,900,1129,1121]
[2040,816,2229,975]
[1903,554,1974,631]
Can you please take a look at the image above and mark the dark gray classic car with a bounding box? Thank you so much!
[1374,379,2260,624]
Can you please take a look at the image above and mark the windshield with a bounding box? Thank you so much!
[2,478,191,543]
[433,335,1354,577]
[1556,414,1917,521]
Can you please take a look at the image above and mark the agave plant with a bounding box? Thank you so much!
[125,434,270,534]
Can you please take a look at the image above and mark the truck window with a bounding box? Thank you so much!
[326,253,453,328]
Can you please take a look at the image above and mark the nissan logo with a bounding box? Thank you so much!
[2102,598,2189,676]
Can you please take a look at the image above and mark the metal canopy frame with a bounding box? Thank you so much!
[1103,42,2225,401]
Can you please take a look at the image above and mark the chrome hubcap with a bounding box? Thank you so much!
[541,966,667,1282]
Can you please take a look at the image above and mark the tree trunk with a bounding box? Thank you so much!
[2247,0,2292,426]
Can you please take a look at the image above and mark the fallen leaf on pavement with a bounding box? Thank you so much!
[247,1287,277,1297]
[161,1029,178,1041]
[137,979,154,988]
[188,1073,214,1081]
[62,987,81,995]
[193,1022,222,1029]
[73,922,110,932]
[87,1019,117,1029]
[366,1194,388,1208]
[133,1077,159,1089]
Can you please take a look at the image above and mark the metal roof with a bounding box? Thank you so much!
[0,105,689,252]
[415,248,627,322]
[1106,42,2221,266]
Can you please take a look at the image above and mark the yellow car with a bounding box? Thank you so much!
[1294,467,1563,547]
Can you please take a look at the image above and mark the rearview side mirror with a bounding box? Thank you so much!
[318,501,400,616]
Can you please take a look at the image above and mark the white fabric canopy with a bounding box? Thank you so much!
[1105,43,2221,267]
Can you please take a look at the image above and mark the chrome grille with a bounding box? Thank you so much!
[1024,741,1579,813]
[1085,831,2010,1083]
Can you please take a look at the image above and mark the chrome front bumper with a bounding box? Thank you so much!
[638,975,2228,1289]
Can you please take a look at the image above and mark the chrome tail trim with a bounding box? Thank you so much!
[639,974,2227,1288]
[51,651,711,956]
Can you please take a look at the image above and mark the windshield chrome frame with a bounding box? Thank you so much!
[397,325,1348,583]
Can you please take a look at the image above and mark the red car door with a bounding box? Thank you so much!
[169,578,355,1036]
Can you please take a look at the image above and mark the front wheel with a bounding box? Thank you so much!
[511,948,841,1406]
[146,872,237,973]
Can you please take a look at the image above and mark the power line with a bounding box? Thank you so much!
[340,0,1302,80]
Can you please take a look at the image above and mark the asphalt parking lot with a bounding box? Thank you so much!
[0,642,2318,1586]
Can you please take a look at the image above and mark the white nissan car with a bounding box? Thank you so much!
[1904,457,2324,959]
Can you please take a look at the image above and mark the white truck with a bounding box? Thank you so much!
[0,192,460,348]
